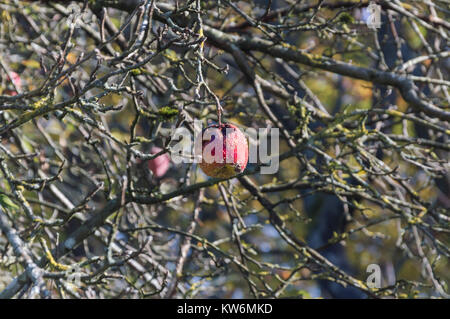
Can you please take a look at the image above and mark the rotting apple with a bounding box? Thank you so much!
[199,123,248,178]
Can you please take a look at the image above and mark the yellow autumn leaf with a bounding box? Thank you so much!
[22,59,40,69]
[67,52,77,64]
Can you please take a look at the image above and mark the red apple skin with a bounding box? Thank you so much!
[199,123,248,178]
[5,71,22,96]
[148,146,170,178]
